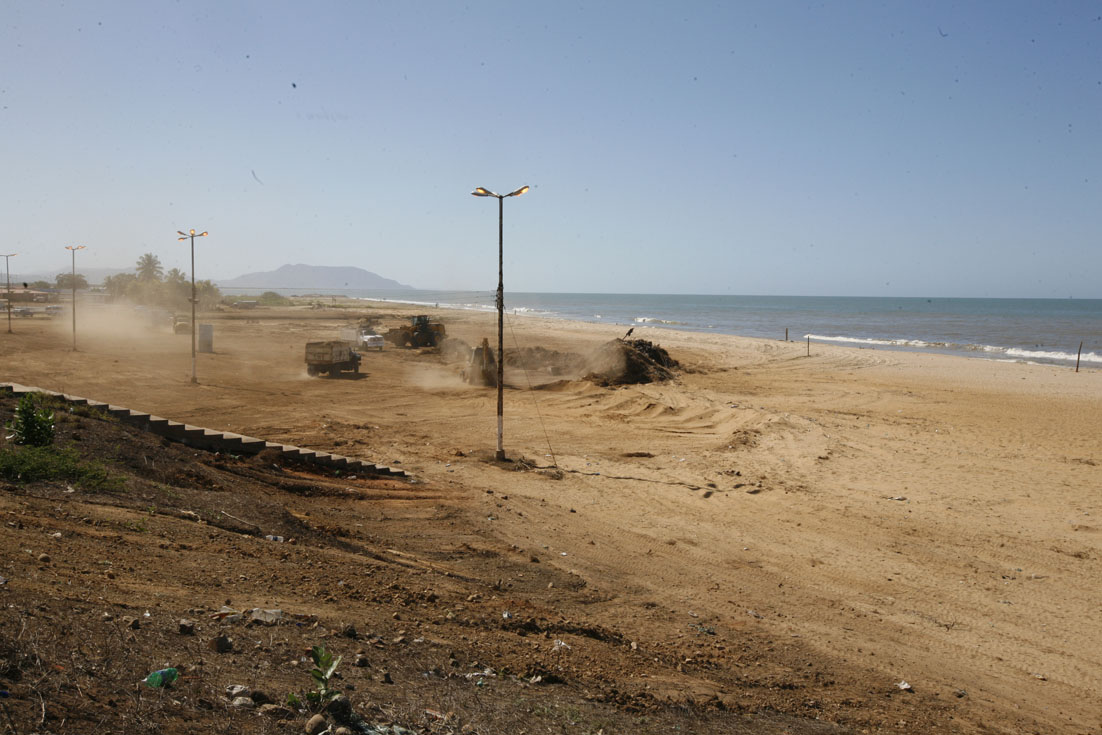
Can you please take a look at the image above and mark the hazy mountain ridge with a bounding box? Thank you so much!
[218,264,412,290]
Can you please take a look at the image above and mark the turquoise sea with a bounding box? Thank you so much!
[223,288,1102,369]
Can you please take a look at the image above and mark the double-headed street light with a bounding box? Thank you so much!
[65,245,86,350]
[471,185,529,461]
[176,229,208,384]
[2,253,15,334]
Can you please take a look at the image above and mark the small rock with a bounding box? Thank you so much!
[122,616,140,630]
[340,623,358,639]
[209,635,233,653]
[354,654,370,668]
[230,696,254,709]
[37,553,50,563]
[178,619,195,635]
[305,713,328,735]
[335,728,354,735]
[381,671,393,684]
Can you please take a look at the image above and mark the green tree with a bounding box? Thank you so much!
[102,272,137,300]
[55,273,89,290]
[28,280,52,290]
[135,253,164,282]
[195,280,222,310]
[165,268,186,284]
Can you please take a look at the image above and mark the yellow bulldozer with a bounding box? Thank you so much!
[461,337,498,386]
[384,315,445,348]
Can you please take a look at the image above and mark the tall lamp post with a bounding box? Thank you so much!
[2,253,15,334]
[64,245,86,350]
[470,185,529,461]
[176,229,208,384]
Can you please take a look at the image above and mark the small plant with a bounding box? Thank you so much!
[287,645,343,710]
[5,393,55,446]
[0,445,119,489]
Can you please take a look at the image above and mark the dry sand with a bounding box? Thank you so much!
[3,301,1100,733]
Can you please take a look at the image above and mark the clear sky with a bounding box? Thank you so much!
[2,2,1099,297]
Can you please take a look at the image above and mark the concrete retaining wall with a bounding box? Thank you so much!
[0,382,408,479]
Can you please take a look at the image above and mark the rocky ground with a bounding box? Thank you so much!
[0,391,951,734]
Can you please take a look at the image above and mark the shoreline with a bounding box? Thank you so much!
[320,294,1102,372]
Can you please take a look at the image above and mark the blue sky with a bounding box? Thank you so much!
[2,2,1099,297]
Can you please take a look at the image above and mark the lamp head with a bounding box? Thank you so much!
[507,185,530,197]
[471,187,496,197]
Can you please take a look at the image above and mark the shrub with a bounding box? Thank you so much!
[258,291,292,306]
[5,394,55,446]
[0,445,119,490]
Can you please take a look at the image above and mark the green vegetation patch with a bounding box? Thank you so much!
[0,444,121,491]
[257,291,292,306]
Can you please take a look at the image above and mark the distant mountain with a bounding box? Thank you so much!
[219,264,412,291]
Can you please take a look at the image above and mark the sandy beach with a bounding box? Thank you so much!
[3,301,1100,733]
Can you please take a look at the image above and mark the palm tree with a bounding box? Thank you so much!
[165,268,186,284]
[135,253,164,282]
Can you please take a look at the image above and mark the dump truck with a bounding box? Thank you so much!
[305,340,361,377]
[384,315,446,348]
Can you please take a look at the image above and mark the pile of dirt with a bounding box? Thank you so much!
[585,338,679,386]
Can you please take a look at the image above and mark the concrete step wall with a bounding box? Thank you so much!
[0,382,408,479]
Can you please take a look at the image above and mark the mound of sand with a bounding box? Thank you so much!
[585,338,679,386]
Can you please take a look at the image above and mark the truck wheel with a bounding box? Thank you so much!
[307,366,318,376]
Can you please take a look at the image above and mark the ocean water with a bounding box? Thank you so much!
[224,287,1102,369]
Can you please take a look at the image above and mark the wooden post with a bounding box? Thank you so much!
[1076,341,1083,373]
[785,328,788,341]
[807,335,810,356]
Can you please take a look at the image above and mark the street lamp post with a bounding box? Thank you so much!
[470,185,529,461]
[1,253,15,334]
[65,245,86,350]
[176,229,208,384]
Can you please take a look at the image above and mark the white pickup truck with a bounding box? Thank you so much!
[339,326,385,351]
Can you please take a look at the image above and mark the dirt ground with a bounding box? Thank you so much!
[1,302,1099,734]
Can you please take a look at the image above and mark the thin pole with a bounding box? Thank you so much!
[807,335,810,356]
[496,195,505,461]
[190,235,197,384]
[1076,341,1083,373]
[71,249,77,350]
[4,256,11,334]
